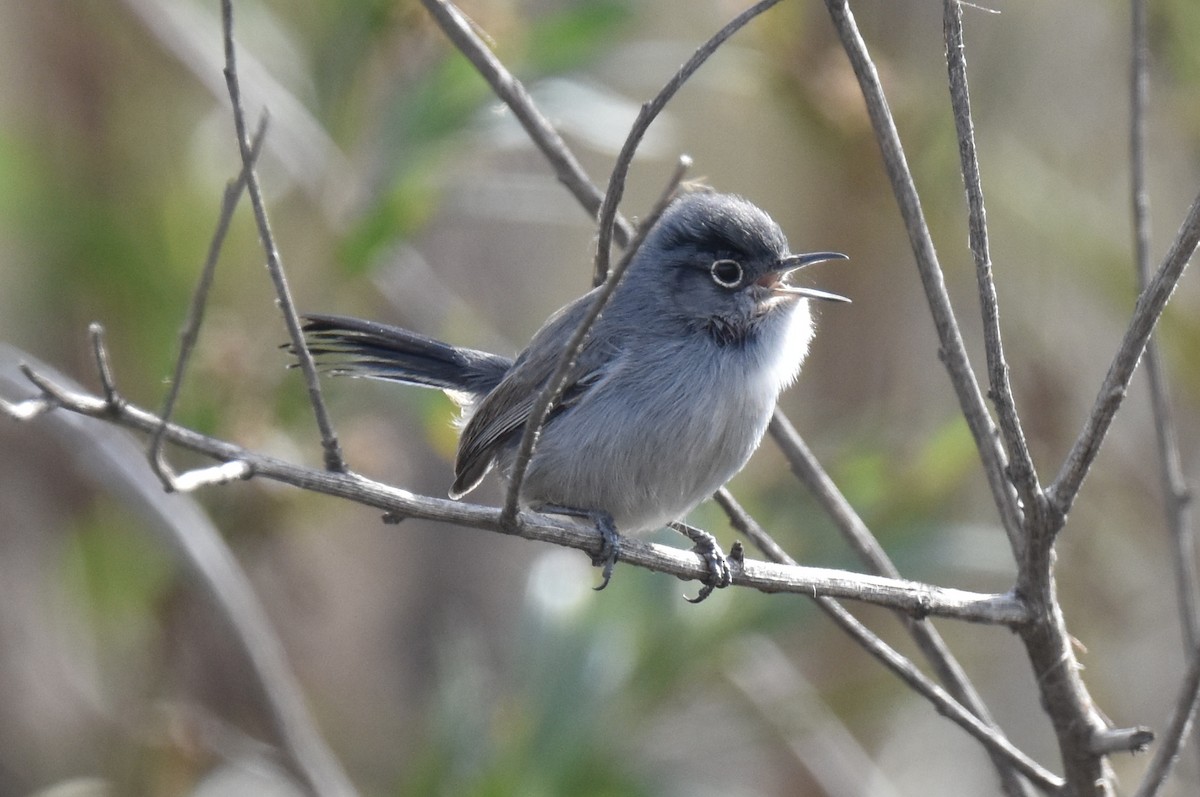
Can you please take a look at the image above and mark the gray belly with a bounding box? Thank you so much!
[510,344,778,533]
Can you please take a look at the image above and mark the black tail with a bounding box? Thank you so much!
[299,313,512,399]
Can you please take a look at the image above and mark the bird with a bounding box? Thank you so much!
[301,189,848,600]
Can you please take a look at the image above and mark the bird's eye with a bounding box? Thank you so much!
[710,259,744,288]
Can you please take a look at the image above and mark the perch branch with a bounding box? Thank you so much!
[0,348,358,797]
[2,359,1030,627]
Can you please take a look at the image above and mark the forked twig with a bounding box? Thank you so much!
[150,117,267,491]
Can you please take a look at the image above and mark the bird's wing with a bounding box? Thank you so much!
[450,288,615,498]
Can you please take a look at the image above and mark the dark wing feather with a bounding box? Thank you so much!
[450,289,614,498]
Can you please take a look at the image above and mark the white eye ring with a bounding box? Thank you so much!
[710,259,744,288]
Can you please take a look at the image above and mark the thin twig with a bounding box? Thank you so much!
[150,117,267,491]
[1129,0,1200,673]
[943,0,1041,520]
[501,155,689,523]
[503,0,786,524]
[419,0,634,248]
[1131,638,1200,797]
[1048,189,1200,517]
[5,359,1031,626]
[718,483,1038,797]
[220,0,345,473]
[592,0,785,286]
[822,0,1024,555]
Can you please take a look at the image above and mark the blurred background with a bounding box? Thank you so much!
[2,0,1200,794]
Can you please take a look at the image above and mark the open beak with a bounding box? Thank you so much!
[758,251,851,303]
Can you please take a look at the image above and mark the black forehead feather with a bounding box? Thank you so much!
[650,192,789,261]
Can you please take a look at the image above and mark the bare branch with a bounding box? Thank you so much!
[4,359,1030,627]
[1048,190,1200,516]
[592,0,784,286]
[943,0,1041,513]
[822,0,1024,555]
[150,117,267,492]
[220,0,345,473]
[501,157,691,525]
[419,0,634,248]
[1132,639,1200,797]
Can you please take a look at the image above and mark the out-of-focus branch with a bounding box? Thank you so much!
[1131,638,1200,797]
[419,0,635,248]
[1129,0,1200,665]
[0,347,358,797]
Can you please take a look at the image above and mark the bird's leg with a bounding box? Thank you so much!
[534,505,622,590]
[668,521,733,604]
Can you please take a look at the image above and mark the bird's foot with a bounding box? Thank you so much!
[536,505,622,590]
[669,522,732,603]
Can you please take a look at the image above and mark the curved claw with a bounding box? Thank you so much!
[671,522,733,603]
[590,513,621,590]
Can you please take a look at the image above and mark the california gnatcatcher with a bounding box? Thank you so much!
[302,190,848,600]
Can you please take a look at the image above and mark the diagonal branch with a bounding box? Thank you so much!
[150,116,267,491]
[761,415,1037,797]
[0,348,358,797]
[822,0,1024,555]
[717,492,1061,794]
[504,0,786,522]
[1047,189,1200,518]
[501,158,690,524]
[1131,637,1200,797]
[419,0,635,248]
[943,0,1041,517]
[591,0,784,286]
[220,0,345,473]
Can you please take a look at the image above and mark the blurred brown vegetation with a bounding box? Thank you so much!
[2,0,1199,795]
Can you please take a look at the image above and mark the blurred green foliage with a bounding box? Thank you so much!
[3,0,1200,795]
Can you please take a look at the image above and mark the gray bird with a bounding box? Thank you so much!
[302,190,847,599]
